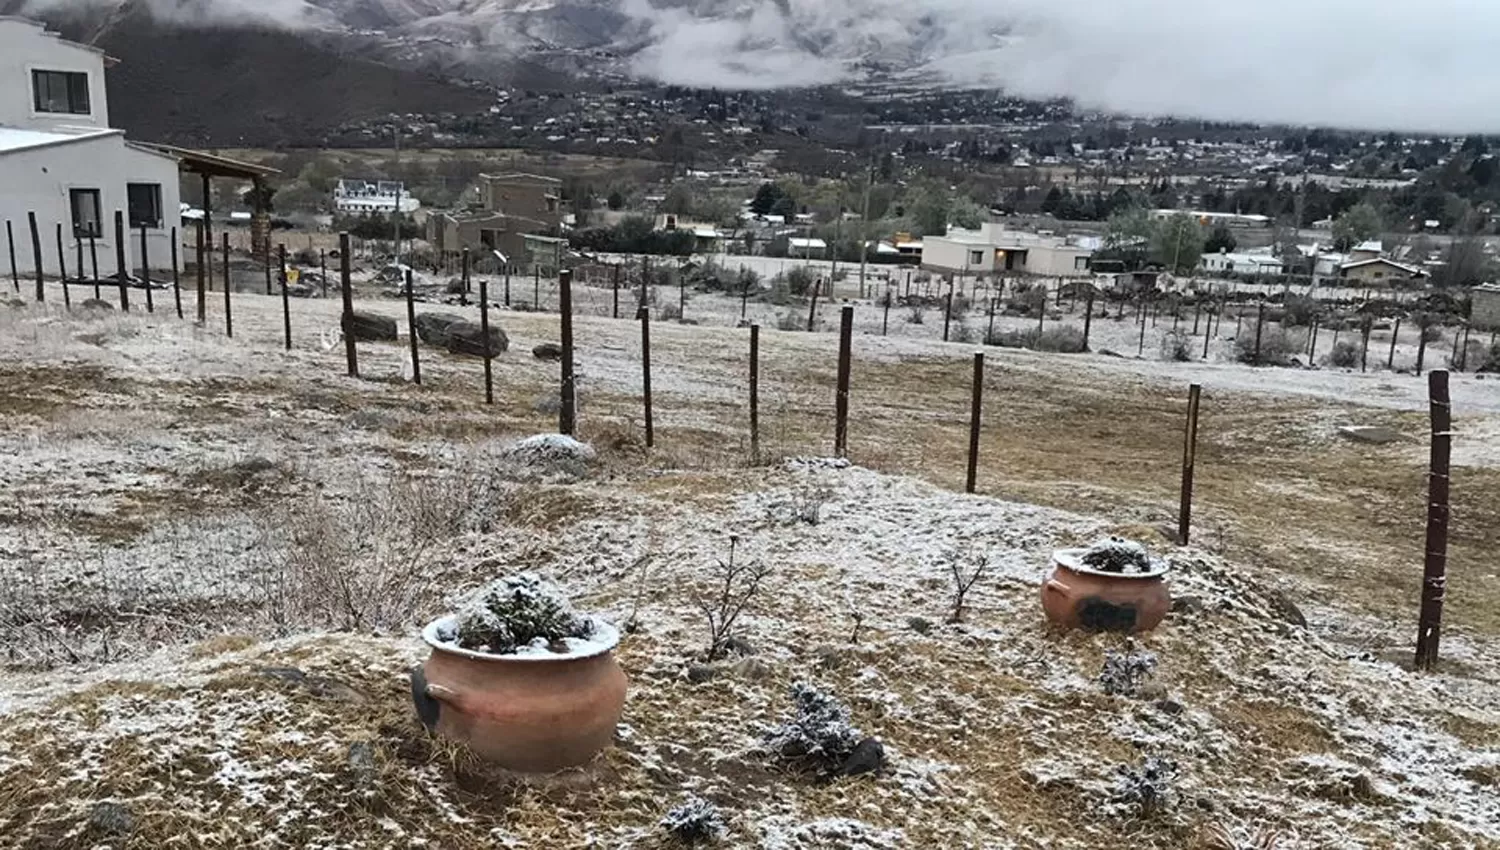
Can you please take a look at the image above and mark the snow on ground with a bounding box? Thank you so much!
[1,284,1499,848]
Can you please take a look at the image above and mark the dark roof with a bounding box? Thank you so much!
[131,143,279,180]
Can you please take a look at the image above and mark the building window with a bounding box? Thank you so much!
[127,183,163,229]
[32,70,90,115]
[969,250,984,266]
[1074,256,1090,271]
[69,188,101,238]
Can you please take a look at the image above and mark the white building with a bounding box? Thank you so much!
[333,178,420,215]
[1200,250,1284,276]
[0,17,181,278]
[922,222,1092,277]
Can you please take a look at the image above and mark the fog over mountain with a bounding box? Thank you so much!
[19,0,1500,133]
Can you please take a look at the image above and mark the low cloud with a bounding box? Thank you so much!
[621,0,1500,134]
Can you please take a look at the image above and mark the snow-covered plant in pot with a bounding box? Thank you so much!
[1041,536,1171,633]
[410,573,626,772]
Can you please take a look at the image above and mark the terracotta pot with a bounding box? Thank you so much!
[411,617,627,772]
[1040,548,1171,633]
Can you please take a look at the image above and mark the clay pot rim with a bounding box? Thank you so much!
[1054,547,1169,579]
[422,616,621,663]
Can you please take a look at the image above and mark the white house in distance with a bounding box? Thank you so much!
[922,222,1093,277]
[0,17,182,278]
[333,179,421,215]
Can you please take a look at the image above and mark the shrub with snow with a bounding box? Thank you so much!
[1079,537,1157,575]
[660,794,726,845]
[762,682,864,772]
[444,573,596,655]
[1107,756,1177,819]
[1099,648,1159,697]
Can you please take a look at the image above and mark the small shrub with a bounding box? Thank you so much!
[1107,756,1177,819]
[1476,341,1500,373]
[906,305,925,324]
[1421,323,1444,344]
[762,682,864,772]
[776,310,804,332]
[660,795,726,845]
[1099,648,1159,696]
[1160,330,1192,362]
[657,302,683,322]
[449,573,595,655]
[986,326,1087,353]
[952,322,978,344]
[696,537,770,660]
[1235,328,1302,367]
[947,555,989,623]
[1324,340,1360,369]
[1281,295,1318,327]
[785,267,815,297]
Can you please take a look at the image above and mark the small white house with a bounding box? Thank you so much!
[333,178,420,215]
[0,17,181,278]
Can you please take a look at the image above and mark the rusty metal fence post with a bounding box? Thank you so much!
[338,232,356,377]
[113,211,129,311]
[1415,369,1451,670]
[221,233,232,337]
[140,225,153,313]
[404,268,421,384]
[479,273,494,404]
[749,323,760,464]
[28,212,43,302]
[639,306,654,448]
[54,223,71,309]
[5,220,17,293]
[171,226,182,319]
[278,243,291,350]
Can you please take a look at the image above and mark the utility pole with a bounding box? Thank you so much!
[857,154,875,299]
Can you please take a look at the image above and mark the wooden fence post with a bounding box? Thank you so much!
[966,352,983,494]
[278,243,291,350]
[806,279,821,332]
[263,241,272,295]
[1253,303,1266,364]
[88,232,100,298]
[171,226,182,319]
[1414,369,1451,670]
[749,323,760,464]
[560,269,576,436]
[678,274,686,322]
[1308,317,1320,362]
[320,249,328,299]
[221,232,232,337]
[479,273,494,404]
[1360,316,1372,372]
[1137,299,1147,356]
[834,305,854,457]
[639,306,654,448]
[1192,300,1201,335]
[460,248,470,307]
[195,221,206,322]
[139,225,154,313]
[884,288,893,336]
[1416,324,1428,376]
[338,232,356,376]
[1178,384,1202,545]
[1388,317,1401,370]
[1082,289,1095,351]
[942,283,954,343]
[54,223,71,309]
[533,264,540,309]
[113,211,129,311]
[27,212,43,302]
[5,220,16,293]
[404,268,421,384]
[613,263,621,319]
[504,265,511,307]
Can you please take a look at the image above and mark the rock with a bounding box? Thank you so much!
[87,801,134,836]
[837,737,886,777]
[720,635,754,657]
[347,311,398,342]
[686,663,718,684]
[1266,589,1308,628]
[1337,425,1404,444]
[1098,348,1124,358]
[1171,595,1206,615]
[726,657,771,681]
[1154,699,1185,715]
[533,342,563,360]
[347,741,377,779]
[446,321,508,358]
[905,616,934,635]
[79,298,115,311]
[414,311,466,345]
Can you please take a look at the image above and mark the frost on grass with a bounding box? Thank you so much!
[442,573,598,655]
[1099,647,1159,697]
[497,434,597,481]
[761,682,864,773]
[758,816,905,850]
[1079,536,1159,575]
[660,794,726,845]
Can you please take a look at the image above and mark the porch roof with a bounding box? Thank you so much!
[131,143,279,180]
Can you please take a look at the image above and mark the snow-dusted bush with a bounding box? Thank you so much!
[1160,330,1193,362]
[1107,756,1177,819]
[448,574,595,654]
[660,794,726,845]
[1099,648,1159,696]
[1324,340,1360,369]
[1079,536,1157,574]
[763,682,864,772]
